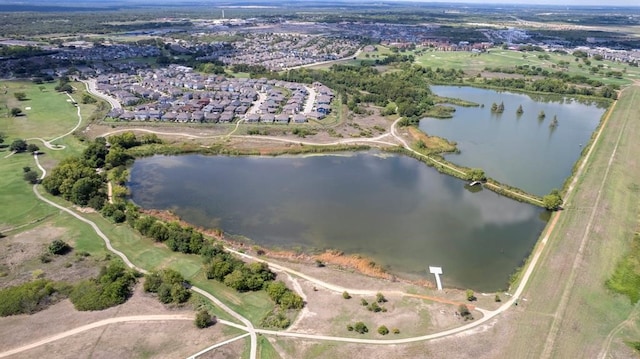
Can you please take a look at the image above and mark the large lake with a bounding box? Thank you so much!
[129,153,548,291]
[420,86,607,196]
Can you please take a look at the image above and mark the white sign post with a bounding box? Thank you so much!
[429,266,443,291]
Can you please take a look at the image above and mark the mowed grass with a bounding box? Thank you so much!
[502,85,640,357]
[0,154,56,230]
[415,49,640,87]
[257,335,282,359]
[0,81,80,140]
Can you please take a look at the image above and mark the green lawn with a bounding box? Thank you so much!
[0,154,56,231]
[415,49,640,87]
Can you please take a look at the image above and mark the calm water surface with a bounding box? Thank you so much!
[129,153,548,291]
[420,86,606,196]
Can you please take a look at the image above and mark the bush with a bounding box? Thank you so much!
[378,325,389,335]
[48,239,71,255]
[360,298,368,306]
[458,304,473,321]
[0,279,70,316]
[69,262,136,311]
[342,291,351,299]
[392,328,400,334]
[347,324,354,331]
[195,309,214,328]
[367,302,382,312]
[354,321,368,334]
[376,292,387,303]
[466,289,476,302]
[495,294,502,302]
[260,309,291,329]
[144,269,190,304]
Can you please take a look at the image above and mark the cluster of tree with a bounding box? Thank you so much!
[231,63,269,75]
[0,279,71,316]
[0,45,51,59]
[483,77,618,99]
[69,262,137,311]
[542,189,563,211]
[264,280,304,310]
[81,93,97,104]
[8,139,38,153]
[490,102,505,113]
[54,76,73,94]
[371,53,415,66]
[44,134,158,210]
[143,269,191,304]
[204,246,274,291]
[42,156,107,209]
[134,216,206,254]
[23,166,39,184]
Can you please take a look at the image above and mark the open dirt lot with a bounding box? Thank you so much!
[0,224,100,288]
[0,284,242,358]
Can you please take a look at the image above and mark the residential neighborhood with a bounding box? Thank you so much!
[98,65,334,124]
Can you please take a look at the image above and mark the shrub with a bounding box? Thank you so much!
[458,304,473,321]
[347,324,354,331]
[495,294,502,302]
[367,302,382,312]
[466,289,476,302]
[195,309,214,328]
[393,328,400,334]
[144,269,190,304]
[360,298,368,306]
[48,239,71,255]
[343,291,351,299]
[260,309,291,329]
[376,292,387,303]
[0,279,70,316]
[69,262,136,311]
[354,321,368,334]
[378,325,389,335]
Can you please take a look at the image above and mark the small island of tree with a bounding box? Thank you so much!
[549,115,559,128]
[538,110,546,120]
[516,104,523,115]
[496,101,505,113]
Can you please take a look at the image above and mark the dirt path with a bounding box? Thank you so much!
[0,315,193,358]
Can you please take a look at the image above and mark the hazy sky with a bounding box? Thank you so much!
[411,0,638,5]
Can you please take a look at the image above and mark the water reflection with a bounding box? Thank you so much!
[129,153,547,291]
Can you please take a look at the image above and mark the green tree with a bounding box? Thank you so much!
[543,189,563,210]
[466,289,476,301]
[466,168,486,182]
[14,92,27,101]
[195,309,214,328]
[342,291,351,299]
[24,170,39,184]
[378,325,389,335]
[26,143,39,153]
[9,139,27,152]
[376,292,387,303]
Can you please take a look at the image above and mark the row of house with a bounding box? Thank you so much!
[100,65,334,123]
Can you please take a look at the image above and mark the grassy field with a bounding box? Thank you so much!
[0,81,276,341]
[501,85,640,358]
[414,49,640,87]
